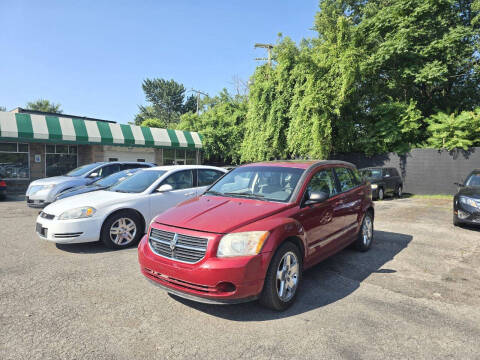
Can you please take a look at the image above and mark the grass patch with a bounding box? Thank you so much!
[406,194,453,200]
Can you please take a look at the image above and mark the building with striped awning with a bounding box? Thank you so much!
[0,108,203,192]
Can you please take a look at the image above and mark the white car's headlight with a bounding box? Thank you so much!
[43,184,56,190]
[460,196,479,208]
[217,231,269,258]
[371,184,378,189]
[58,207,96,220]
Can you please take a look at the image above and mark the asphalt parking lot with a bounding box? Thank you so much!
[1,196,480,359]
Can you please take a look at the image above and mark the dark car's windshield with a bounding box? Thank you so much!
[94,169,139,187]
[206,166,304,202]
[109,170,166,193]
[66,163,101,177]
[465,173,480,187]
[360,169,382,179]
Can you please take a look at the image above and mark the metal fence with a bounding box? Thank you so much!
[331,148,480,195]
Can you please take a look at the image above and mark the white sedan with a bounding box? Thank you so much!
[35,165,227,248]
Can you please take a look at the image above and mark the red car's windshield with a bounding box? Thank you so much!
[206,166,304,202]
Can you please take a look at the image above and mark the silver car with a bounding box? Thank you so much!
[26,161,154,208]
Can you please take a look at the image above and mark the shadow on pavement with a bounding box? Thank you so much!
[169,230,412,321]
[457,223,480,232]
[55,241,134,254]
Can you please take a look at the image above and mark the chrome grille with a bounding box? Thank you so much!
[149,228,208,264]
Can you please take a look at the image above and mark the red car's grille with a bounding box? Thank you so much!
[149,228,208,264]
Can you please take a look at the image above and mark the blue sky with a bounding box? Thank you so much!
[0,0,319,124]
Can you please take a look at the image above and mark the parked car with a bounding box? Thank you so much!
[453,170,480,226]
[138,160,374,311]
[55,168,141,201]
[26,161,154,208]
[0,179,6,200]
[35,165,227,248]
[359,167,403,200]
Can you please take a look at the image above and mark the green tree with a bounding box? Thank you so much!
[26,99,63,113]
[426,109,480,150]
[171,0,480,163]
[141,118,166,128]
[0,106,6,112]
[135,78,197,126]
[241,37,299,162]
[183,94,198,114]
[350,0,480,152]
[177,89,247,164]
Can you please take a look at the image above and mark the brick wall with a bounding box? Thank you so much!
[29,143,45,180]
[77,145,93,165]
[154,148,163,165]
[91,145,104,163]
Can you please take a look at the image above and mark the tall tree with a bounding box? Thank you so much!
[241,37,299,162]
[135,78,197,126]
[350,0,480,152]
[178,89,247,164]
[26,99,63,113]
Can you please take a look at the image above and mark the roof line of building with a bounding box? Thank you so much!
[9,107,116,124]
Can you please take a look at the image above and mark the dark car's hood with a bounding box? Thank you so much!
[56,184,106,200]
[154,195,292,234]
[367,178,382,184]
[457,187,480,199]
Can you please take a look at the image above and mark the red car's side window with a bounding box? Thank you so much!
[305,168,338,198]
[334,167,357,192]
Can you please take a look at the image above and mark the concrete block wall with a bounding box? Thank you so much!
[332,148,480,195]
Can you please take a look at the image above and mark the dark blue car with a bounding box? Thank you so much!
[55,168,141,201]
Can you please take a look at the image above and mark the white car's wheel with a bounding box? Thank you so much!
[101,210,143,249]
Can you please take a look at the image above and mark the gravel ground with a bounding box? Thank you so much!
[1,196,479,359]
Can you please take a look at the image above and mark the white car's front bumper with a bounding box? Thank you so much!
[26,186,57,207]
[35,215,103,244]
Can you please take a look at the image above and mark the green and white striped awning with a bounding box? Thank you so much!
[0,112,202,149]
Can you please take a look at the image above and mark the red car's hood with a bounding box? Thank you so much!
[154,195,292,233]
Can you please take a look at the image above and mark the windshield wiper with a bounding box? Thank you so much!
[224,192,264,199]
[205,190,224,196]
[113,189,130,193]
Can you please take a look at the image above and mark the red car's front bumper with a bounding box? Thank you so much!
[138,226,272,304]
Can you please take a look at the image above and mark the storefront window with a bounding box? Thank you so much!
[163,149,175,165]
[45,145,78,177]
[186,150,196,165]
[0,142,29,179]
[175,149,186,165]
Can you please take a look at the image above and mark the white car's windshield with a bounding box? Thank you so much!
[94,169,139,187]
[206,166,304,202]
[109,170,166,193]
[465,173,480,187]
[66,163,101,177]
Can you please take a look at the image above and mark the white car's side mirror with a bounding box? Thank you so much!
[157,184,173,192]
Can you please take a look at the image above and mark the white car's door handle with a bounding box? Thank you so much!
[184,192,195,196]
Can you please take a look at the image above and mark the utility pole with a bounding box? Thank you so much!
[254,43,274,67]
[190,89,208,115]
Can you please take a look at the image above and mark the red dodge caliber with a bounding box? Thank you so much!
[138,161,374,310]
